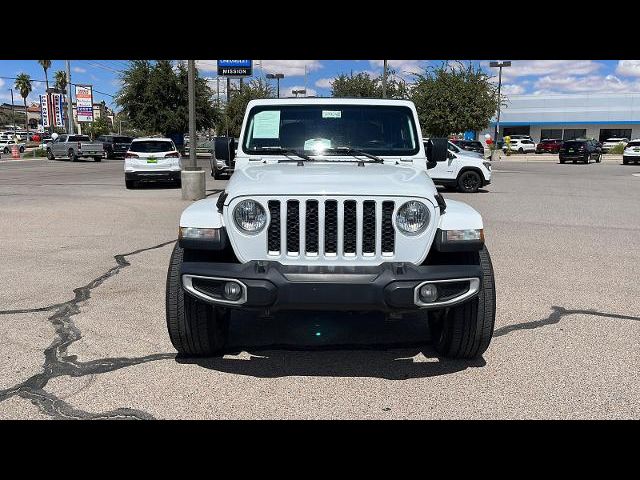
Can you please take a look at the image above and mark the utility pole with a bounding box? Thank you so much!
[490,61,511,144]
[226,77,231,103]
[217,77,220,105]
[66,60,74,134]
[9,89,15,136]
[382,60,388,99]
[181,60,205,201]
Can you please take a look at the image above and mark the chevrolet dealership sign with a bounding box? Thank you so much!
[217,60,252,77]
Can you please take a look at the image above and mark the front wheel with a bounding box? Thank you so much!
[165,243,230,356]
[94,156,102,162]
[596,154,602,163]
[2,147,8,154]
[19,146,25,153]
[428,246,496,359]
[457,170,482,193]
[623,156,630,165]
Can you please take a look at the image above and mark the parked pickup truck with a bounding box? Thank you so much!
[46,134,104,162]
[167,98,496,360]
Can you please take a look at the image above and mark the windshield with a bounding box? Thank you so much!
[626,141,640,147]
[243,104,419,156]
[130,141,174,152]
[69,135,90,142]
[113,136,132,143]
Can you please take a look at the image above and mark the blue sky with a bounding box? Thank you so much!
[2,60,640,111]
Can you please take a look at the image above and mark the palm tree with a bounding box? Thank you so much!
[14,73,32,131]
[54,70,67,94]
[38,60,52,91]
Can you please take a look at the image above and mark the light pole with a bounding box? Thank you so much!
[292,88,306,98]
[489,60,511,143]
[266,73,284,98]
[181,60,205,201]
[66,60,74,134]
[9,88,16,136]
[382,60,388,98]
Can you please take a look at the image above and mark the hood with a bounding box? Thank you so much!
[225,162,437,199]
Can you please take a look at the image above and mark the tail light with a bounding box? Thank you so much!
[125,152,139,158]
[77,142,82,149]
[165,151,180,158]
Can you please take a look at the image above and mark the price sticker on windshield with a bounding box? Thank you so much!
[322,110,342,119]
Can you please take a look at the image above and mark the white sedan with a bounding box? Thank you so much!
[124,137,182,189]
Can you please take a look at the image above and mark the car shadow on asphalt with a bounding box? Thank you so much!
[175,310,486,379]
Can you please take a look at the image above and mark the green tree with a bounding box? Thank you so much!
[410,61,499,137]
[54,70,67,94]
[14,73,32,130]
[217,78,273,137]
[330,70,408,99]
[116,60,220,137]
[84,116,111,139]
[38,60,52,91]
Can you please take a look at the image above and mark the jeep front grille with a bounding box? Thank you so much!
[266,198,396,259]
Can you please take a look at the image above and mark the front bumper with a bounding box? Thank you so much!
[180,260,483,312]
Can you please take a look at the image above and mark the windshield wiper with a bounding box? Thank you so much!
[327,147,384,165]
[256,146,315,164]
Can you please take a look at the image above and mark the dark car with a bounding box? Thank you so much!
[559,139,602,164]
[536,138,563,153]
[451,139,485,155]
[97,135,133,159]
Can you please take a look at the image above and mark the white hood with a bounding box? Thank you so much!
[224,161,437,200]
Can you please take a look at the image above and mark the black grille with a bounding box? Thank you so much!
[362,201,376,254]
[381,201,395,253]
[324,200,338,254]
[286,200,300,253]
[343,200,357,254]
[267,200,280,253]
[305,200,319,254]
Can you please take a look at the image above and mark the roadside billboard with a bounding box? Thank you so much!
[52,93,65,128]
[75,85,94,122]
[40,94,51,128]
[217,60,252,77]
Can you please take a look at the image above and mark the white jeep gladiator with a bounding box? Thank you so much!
[166,98,496,359]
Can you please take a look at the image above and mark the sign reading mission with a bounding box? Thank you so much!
[217,60,253,77]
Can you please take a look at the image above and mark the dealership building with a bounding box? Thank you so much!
[478,92,640,143]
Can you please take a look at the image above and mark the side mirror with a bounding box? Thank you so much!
[214,137,236,165]
[426,138,449,169]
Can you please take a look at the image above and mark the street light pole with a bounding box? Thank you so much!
[181,60,205,201]
[9,88,15,135]
[66,60,74,134]
[266,73,284,98]
[490,60,511,143]
[382,59,388,99]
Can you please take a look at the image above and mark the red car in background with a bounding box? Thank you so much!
[536,138,563,153]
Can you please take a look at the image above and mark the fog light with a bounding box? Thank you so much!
[223,282,242,301]
[419,284,438,303]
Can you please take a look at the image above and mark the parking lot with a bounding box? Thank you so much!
[0,156,639,419]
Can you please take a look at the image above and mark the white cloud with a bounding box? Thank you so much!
[615,60,640,77]
[280,85,317,97]
[489,60,602,81]
[196,60,323,78]
[532,74,640,94]
[369,60,425,76]
[315,77,334,89]
[501,84,525,95]
[73,66,86,73]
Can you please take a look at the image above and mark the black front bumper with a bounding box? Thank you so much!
[126,171,181,182]
[180,260,483,312]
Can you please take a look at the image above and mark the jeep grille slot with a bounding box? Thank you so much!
[362,201,376,255]
[305,200,319,255]
[343,200,357,255]
[381,201,395,254]
[267,200,281,254]
[286,200,300,255]
[324,200,338,255]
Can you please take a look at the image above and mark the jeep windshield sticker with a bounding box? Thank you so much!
[303,138,332,152]
[322,110,342,119]
[252,110,281,138]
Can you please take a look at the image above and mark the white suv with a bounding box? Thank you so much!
[167,98,497,360]
[602,137,629,152]
[424,140,491,193]
[504,138,536,154]
[124,137,181,189]
[623,139,640,164]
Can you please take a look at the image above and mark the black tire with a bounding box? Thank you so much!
[125,180,136,189]
[2,147,8,154]
[596,154,601,163]
[19,146,24,153]
[457,170,482,193]
[428,246,496,359]
[213,169,225,180]
[47,149,55,160]
[573,160,577,164]
[623,156,630,165]
[68,149,77,162]
[94,156,102,162]
[559,158,565,164]
[165,243,230,356]
[518,147,524,154]
[106,151,113,159]
[584,154,589,164]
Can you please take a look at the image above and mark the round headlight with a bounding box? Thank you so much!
[396,201,430,235]
[233,200,267,234]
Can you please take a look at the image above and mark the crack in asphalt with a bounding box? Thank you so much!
[1,239,639,418]
[0,239,177,420]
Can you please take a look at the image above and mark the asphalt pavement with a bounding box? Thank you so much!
[0,156,639,419]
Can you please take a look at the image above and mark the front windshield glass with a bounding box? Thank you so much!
[243,104,419,156]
